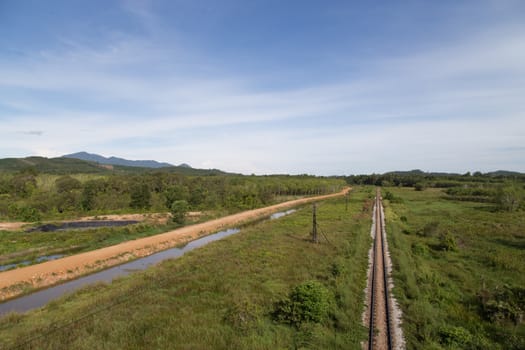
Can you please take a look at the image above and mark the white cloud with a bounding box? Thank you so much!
[0,8,524,174]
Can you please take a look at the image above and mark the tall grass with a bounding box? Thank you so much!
[385,187,525,349]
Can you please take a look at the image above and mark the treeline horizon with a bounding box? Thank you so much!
[0,170,346,222]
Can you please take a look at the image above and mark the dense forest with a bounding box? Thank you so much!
[0,169,346,221]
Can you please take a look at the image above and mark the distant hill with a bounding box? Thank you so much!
[485,170,524,177]
[384,169,524,177]
[0,156,111,174]
[0,155,229,176]
[384,169,461,177]
[63,152,176,169]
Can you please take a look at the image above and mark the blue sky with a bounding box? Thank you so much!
[1,0,524,175]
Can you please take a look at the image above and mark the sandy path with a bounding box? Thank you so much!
[0,188,349,300]
[0,222,27,231]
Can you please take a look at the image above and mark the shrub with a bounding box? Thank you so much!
[273,281,330,327]
[496,182,523,212]
[411,242,429,256]
[478,285,525,324]
[414,183,426,191]
[7,204,41,221]
[439,231,457,251]
[170,200,189,224]
[439,325,472,346]
[417,221,440,237]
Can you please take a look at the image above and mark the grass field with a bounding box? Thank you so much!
[384,187,525,349]
[0,188,373,349]
[0,222,172,269]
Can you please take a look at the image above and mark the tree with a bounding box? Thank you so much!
[10,174,37,197]
[496,182,523,212]
[130,183,151,209]
[164,184,189,209]
[55,176,82,193]
[170,200,188,224]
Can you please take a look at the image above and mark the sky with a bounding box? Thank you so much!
[0,0,524,175]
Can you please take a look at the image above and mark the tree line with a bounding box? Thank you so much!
[0,171,346,221]
[344,172,525,212]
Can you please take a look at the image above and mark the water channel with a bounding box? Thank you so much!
[0,209,296,316]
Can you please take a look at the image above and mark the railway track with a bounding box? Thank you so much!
[367,189,393,350]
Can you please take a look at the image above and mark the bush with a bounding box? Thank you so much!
[383,191,403,203]
[411,242,429,256]
[7,204,41,221]
[439,325,472,346]
[496,182,523,212]
[417,221,440,237]
[414,183,426,191]
[273,281,330,327]
[170,200,189,224]
[478,285,525,324]
[439,231,457,251]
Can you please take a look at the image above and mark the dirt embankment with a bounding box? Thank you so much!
[0,188,350,301]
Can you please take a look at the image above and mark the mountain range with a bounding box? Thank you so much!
[62,152,187,169]
[0,153,226,176]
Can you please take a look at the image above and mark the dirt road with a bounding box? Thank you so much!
[0,188,349,301]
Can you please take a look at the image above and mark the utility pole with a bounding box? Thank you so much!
[345,193,348,211]
[312,203,318,243]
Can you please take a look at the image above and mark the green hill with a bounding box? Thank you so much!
[0,156,228,176]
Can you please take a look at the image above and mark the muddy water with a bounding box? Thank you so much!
[269,209,296,220]
[0,209,296,316]
[27,220,139,232]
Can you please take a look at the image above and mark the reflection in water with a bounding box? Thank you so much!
[0,255,64,272]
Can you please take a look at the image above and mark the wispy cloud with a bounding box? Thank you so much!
[0,1,523,174]
[18,130,43,136]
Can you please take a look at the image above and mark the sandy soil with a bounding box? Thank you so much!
[0,188,349,301]
[0,222,28,231]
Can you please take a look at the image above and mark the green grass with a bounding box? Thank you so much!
[384,187,525,349]
[0,217,217,270]
[0,188,373,349]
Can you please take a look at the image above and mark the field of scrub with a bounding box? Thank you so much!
[0,188,373,350]
[384,187,525,350]
[0,220,179,271]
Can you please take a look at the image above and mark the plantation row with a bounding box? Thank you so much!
[0,171,346,221]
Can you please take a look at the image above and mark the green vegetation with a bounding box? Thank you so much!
[170,200,189,224]
[384,187,525,349]
[0,223,172,269]
[0,189,373,349]
[0,169,345,222]
[0,157,345,272]
[0,156,227,176]
[273,280,330,326]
